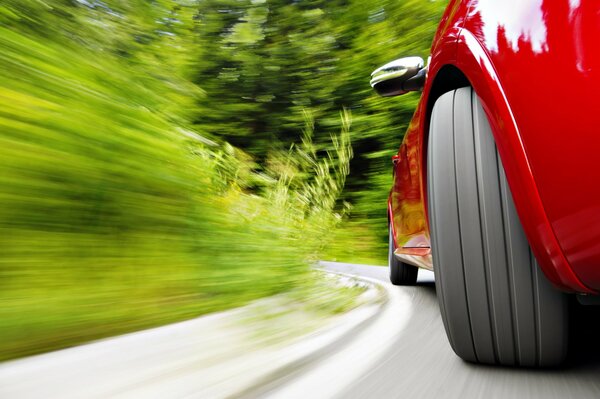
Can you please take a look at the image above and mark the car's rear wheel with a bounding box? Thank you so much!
[427,87,568,367]
[388,225,418,285]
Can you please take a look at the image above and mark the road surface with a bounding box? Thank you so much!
[258,262,600,399]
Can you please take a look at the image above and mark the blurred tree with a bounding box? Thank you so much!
[192,0,341,153]
[191,0,447,262]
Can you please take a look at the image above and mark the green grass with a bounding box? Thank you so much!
[0,1,355,361]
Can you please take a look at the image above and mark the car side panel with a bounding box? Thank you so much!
[389,0,468,266]
[392,0,599,293]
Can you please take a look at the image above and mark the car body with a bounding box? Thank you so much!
[386,0,600,295]
[372,0,600,366]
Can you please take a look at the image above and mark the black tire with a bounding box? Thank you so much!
[389,225,418,285]
[427,87,568,367]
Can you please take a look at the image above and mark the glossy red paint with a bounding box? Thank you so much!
[460,0,600,292]
[389,0,466,262]
[390,0,600,293]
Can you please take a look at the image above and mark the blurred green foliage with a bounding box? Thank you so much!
[191,0,446,263]
[0,0,444,360]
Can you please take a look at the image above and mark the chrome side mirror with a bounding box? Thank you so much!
[370,56,427,97]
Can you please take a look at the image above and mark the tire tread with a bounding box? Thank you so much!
[428,87,568,367]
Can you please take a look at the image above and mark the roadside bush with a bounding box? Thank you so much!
[0,0,351,360]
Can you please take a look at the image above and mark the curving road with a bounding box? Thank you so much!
[260,262,600,399]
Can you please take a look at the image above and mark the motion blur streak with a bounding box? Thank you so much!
[0,0,355,361]
[0,0,446,362]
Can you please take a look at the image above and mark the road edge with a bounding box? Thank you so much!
[0,269,388,399]
[229,268,389,398]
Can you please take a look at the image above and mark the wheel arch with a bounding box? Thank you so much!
[421,30,593,294]
[425,65,471,129]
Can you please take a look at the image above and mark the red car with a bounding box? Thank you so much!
[371,0,599,367]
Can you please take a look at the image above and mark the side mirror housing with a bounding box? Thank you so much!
[370,56,427,97]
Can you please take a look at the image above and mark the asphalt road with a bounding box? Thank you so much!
[268,262,600,399]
